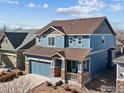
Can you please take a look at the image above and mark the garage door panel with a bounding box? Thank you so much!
[31,61,51,77]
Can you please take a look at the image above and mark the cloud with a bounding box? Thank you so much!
[26,2,48,9]
[0,0,19,5]
[110,3,123,12]
[41,3,48,8]
[57,0,124,17]
[26,3,36,8]
[57,0,106,17]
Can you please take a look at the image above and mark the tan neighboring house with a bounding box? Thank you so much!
[116,39,124,55]
[0,29,37,70]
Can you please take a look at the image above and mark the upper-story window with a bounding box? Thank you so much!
[38,37,41,42]
[77,37,82,46]
[101,36,105,45]
[69,37,73,45]
[48,36,55,47]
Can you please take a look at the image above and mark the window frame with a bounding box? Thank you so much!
[48,36,56,47]
[77,36,82,46]
[69,36,73,45]
[101,35,105,45]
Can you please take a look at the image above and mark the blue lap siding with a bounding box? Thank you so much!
[90,50,109,79]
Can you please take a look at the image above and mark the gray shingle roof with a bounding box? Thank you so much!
[4,29,38,50]
[35,17,115,35]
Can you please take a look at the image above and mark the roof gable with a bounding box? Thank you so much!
[5,32,28,49]
[93,18,115,35]
[37,26,65,36]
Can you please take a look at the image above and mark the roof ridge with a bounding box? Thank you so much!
[53,16,106,22]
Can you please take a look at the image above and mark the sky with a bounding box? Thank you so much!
[0,0,124,31]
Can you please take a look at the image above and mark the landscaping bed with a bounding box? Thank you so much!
[0,69,25,82]
[28,82,89,93]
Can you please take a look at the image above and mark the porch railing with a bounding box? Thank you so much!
[66,72,90,82]
[66,72,78,81]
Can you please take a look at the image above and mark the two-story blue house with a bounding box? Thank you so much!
[24,17,115,85]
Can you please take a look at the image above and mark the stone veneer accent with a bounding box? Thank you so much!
[25,62,29,73]
[77,72,82,83]
[61,69,65,79]
[116,80,124,93]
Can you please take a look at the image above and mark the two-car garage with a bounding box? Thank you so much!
[30,61,51,77]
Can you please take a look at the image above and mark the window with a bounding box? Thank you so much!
[101,36,105,45]
[38,37,41,42]
[67,60,78,73]
[48,36,55,46]
[77,37,82,45]
[69,37,73,45]
[82,59,90,72]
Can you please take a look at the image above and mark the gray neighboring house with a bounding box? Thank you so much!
[114,56,124,93]
[0,29,38,70]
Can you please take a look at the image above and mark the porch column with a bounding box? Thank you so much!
[51,59,55,77]
[77,61,82,83]
[61,59,65,80]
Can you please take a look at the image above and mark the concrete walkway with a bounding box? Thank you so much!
[0,74,47,93]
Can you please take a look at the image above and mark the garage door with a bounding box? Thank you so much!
[31,61,51,77]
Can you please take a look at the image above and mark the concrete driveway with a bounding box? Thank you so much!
[0,74,48,93]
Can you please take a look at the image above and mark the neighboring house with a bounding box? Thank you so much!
[116,39,124,55]
[0,29,37,70]
[113,56,124,93]
[24,17,115,85]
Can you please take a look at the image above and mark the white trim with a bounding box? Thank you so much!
[89,49,108,55]
[28,58,52,63]
[36,26,65,36]
[2,53,16,56]
[51,52,65,59]
[117,79,124,81]
[51,26,65,35]
[47,36,56,47]
[117,64,119,79]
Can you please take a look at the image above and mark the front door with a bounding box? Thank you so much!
[54,59,62,77]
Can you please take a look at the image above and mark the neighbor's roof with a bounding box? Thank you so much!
[113,55,124,63]
[4,29,38,50]
[24,45,91,61]
[35,16,115,35]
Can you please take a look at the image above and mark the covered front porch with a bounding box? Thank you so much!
[51,55,91,84]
